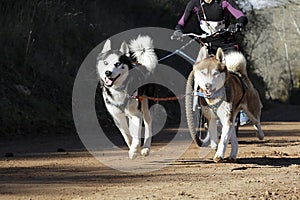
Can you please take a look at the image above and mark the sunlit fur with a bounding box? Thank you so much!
[96,36,158,159]
[193,47,264,162]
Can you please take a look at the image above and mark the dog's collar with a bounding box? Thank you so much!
[198,85,225,99]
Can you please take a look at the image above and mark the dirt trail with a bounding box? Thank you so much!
[1,104,300,199]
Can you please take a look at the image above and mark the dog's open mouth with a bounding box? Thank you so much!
[203,88,216,97]
[104,74,120,87]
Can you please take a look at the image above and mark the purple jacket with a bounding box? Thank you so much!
[175,0,248,31]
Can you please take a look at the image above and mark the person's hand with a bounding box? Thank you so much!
[228,24,236,32]
[228,23,244,33]
[235,23,244,32]
[171,30,183,40]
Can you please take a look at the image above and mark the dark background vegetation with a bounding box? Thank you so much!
[1,0,298,137]
[0,0,188,136]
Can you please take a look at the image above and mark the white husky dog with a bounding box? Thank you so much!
[96,35,158,159]
[193,46,264,162]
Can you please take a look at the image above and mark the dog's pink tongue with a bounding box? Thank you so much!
[105,78,113,85]
[204,90,212,96]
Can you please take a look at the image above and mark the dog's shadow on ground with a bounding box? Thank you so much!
[237,157,300,167]
[174,156,300,168]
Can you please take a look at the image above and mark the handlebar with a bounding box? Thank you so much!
[171,27,239,41]
[181,33,208,38]
[161,27,240,63]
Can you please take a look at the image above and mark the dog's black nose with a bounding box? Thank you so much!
[105,71,112,77]
[205,83,212,89]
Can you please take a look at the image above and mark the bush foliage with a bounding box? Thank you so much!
[0,0,186,136]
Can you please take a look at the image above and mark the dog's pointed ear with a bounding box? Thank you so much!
[102,39,111,53]
[120,42,130,55]
[196,46,208,63]
[216,48,225,64]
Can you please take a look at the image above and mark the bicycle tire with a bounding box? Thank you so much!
[185,71,210,147]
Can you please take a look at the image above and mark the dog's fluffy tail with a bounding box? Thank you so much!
[225,51,248,77]
[129,35,158,73]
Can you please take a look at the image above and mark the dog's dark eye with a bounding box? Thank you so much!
[115,62,122,67]
[104,61,108,65]
[213,72,219,77]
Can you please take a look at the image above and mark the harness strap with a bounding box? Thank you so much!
[199,0,216,33]
[207,98,224,116]
[199,0,207,21]
[204,87,226,116]
[200,71,247,116]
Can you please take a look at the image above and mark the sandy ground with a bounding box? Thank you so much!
[1,104,300,200]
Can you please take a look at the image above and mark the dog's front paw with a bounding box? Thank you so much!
[128,151,138,160]
[213,156,224,163]
[141,148,150,157]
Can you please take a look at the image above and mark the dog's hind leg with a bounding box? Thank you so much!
[244,110,264,140]
[253,122,264,140]
[243,108,264,140]
[128,115,142,159]
[229,122,238,162]
[245,90,264,140]
[141,99,152,156]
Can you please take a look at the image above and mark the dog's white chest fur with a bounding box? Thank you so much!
[216,101,232,119]
[103,89,139,115]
